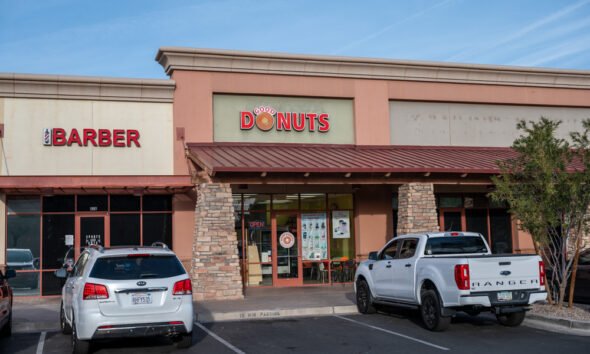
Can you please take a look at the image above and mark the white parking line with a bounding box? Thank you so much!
[334,315,450,351]
[36,332,46,354]
[194,321,246,354]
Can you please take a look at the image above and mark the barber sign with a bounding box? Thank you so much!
[279,232,295,249]
[43,128,141,147]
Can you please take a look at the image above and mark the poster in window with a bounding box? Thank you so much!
[301,213,327,260]
[332,210,350,239]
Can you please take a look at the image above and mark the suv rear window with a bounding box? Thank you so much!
[89,255,186,280]
[425,236,488,255]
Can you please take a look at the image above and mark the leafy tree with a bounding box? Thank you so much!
[489,118,590,307]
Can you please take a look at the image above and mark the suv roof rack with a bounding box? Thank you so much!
[87,244,104,253]
[151,242,169,249]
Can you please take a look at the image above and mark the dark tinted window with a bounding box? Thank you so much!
[7,196,40,213]
[42,271,63,296]
[43,196,75,212]
[143,214,172,247]
[110,214,140,246]
[43,214,75,269]
[110,195,140,212]
[142,195,172,211]
[399,239,418,259]
[425,237,488,255]
[77,195,108,212]
[90,255,185,280]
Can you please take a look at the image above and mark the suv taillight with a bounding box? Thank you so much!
[173,279,192,295]
[539,261,545,286]
[83,283,109,300]
[454,264,470,290]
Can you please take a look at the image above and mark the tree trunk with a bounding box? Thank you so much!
[568,232,583,307]
[535,241,553,304]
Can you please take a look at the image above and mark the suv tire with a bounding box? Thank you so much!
[60,302,72,335]
[356,279,377,314]
[71,314,90,354]
[420,289,451,331]
[176,332,193,348]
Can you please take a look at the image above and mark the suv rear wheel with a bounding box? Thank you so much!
[60,302,72,334]
[71,314,90,354]
[175,332,193,348]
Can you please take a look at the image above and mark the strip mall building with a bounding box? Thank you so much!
[1,48,590,299]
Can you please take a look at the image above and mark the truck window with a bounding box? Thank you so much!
[425,236,488,255]
[381,240,399,260]
[399,239,418,259]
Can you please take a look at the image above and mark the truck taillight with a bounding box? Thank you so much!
[539,261,545,286]
[173,279,192,295]
[454,264,470,290]
[83,283,109,300]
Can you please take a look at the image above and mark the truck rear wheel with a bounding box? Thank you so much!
[420,289,451,331]
[356,280,377,314]
[496,311,525,327]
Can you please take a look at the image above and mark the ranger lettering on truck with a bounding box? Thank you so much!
[354,231,547,331]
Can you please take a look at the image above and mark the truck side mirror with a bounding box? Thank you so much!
[368,251,378,261]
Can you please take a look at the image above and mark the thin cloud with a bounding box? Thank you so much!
[447,0,590,62]
[509,34,590,67]
[331,0,455,55]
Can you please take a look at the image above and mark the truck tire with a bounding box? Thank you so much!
[420,289,451,331]
[356,279,377,314]
[496,311,525,327]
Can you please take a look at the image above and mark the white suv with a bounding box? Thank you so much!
[55,244,194,354]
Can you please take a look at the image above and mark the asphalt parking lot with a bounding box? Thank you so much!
[2,309,590,354]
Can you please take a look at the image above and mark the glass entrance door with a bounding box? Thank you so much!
[272,212,302,286]
[75,215,109,258]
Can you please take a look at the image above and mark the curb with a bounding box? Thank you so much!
[527,313,590,330]
[197,305,358,323]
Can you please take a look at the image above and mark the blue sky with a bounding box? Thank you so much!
[1,0,590,78]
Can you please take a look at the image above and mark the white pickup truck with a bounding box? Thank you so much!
[354,232,547,331]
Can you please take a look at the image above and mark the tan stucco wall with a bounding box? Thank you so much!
[354,185,393,259]
[213,94,354,144]
[2,98,173,175]
[390,101,590,147]
[172,193,196,267]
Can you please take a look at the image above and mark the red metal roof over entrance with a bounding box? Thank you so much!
[187,143,518,175]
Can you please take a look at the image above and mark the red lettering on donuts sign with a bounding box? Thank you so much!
[240,106,330,133]
[42,128,141,147]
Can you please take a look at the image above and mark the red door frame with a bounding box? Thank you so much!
[271,211,302,287]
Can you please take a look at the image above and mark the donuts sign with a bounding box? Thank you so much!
[240,106,330,133]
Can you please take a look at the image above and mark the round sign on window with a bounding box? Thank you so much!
[279,232,295,249]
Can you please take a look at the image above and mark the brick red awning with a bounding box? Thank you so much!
[187,143,519,175]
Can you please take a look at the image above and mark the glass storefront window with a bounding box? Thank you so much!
[272,194,298,210]
[243,194,270,211]
[7,215,41,296]
[143,213,172,247]
[143,195,172,211]
[110,195,140,211]
[42,214,74,269]
[7,196,40,213]
[300,194,326,210]
[439,196,462,208]
[77,195,108,212]
[43,195,75,212]
[110,214,140,246]
[329,194,353,210]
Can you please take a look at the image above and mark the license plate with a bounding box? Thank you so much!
[131,293,152,305]
[497,291,512,301]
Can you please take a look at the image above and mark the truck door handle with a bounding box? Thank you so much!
[386,265,392,268]
[405,264,411,267]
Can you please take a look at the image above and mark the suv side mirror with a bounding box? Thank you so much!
[368,251,378,261]
[54,268,68,279]
[3,269,16,279]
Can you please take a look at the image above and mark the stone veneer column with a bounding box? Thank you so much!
[192,183,243,300]
[397,183,439,235]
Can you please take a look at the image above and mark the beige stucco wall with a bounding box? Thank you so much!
[2,98,173,175]
[213,94,354,144]
[390,101,590,147]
